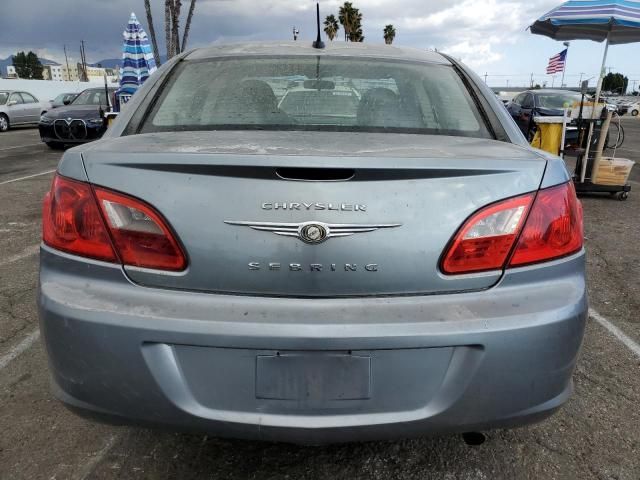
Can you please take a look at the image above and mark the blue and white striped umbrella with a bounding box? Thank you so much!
[531,0,640,44]
[116,12,157,108]
[530,1,640,181]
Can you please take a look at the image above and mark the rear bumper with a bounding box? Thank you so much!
[39,246,588,444]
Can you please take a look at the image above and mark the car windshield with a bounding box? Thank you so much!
[72,90,108,106]
[0,92,8,105]
[54,93,72,103]
[537,93,583,109]
[140,56,491,138]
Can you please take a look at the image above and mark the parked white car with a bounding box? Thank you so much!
[628,102,639,116]
[0,90,49,132]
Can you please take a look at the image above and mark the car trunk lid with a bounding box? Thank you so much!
[82,131,546,297]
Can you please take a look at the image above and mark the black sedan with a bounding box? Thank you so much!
[39,87,116,149]
[506,89,582,142]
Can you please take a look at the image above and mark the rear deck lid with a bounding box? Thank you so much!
[82,131,546,296]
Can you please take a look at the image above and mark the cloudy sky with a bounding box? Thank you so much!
[1,0,639,89]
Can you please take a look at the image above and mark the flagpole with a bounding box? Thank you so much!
[561,42,570,88]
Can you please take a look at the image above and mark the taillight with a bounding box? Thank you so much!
[441,193,534,274]
[441,181,583,275]
[43,175,117,262]
[509,182,583,267]
[93,187,187,271]
[43,174,186,271]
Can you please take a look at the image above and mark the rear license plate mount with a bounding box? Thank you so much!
[255,353,371,401]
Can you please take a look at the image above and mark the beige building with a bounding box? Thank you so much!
[42,65,64,81]
[60,64,80,81]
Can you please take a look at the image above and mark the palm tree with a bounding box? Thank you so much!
[383,24,396,45]
[181,0,197,50]
[323,14,340,41]
[349,11,364,42]
[147,0,198,62]
[144,0,162,66]
[338,2,356,42]
[165,0,172,58]
[172,0,183,55]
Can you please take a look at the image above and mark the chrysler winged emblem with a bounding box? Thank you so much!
[224,220,402,244]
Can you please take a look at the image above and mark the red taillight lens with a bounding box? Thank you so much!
[43,174,187,271]
[441,194,534,274]
[92,187,187,271]
[509,182,583,267]
[43,175,117,262]
[441,182,583,275]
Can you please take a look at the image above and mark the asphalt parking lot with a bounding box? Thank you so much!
[1,120,639,480]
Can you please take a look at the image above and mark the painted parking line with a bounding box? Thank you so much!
[0,329,40,370]
[590,309,640,359]
[0,142,42,152]
[74,434,121,480]
[0,244,39,267]
[0,169,55,186]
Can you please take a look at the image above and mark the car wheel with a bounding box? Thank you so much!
[45,141,65,150]
[632,109,639,117]
[0,114,9,132]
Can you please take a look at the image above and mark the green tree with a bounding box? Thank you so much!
[12,51,44,79]
[602,72,629,94]
[323,14,340,41]
[339,2,364,42]
[383,24,396,44]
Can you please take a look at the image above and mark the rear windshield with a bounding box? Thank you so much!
[139,56,491,138]
[537,93,583,109]
[72,90,110,106]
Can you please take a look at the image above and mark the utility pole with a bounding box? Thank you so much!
[79,41,86,82]
[63,44,70,81]
[79,40,89,82]
[578,72,585,87]
[530,73,534,88]
[484,72,488,84]
[292,26,299,41]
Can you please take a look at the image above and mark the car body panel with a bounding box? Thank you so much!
[0,90,47,128]
[80,131,547,296]
[39,42,587,443]
[39,245,586,443]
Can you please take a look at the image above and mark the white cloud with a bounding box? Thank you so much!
[0,0,560,70]
[195,0,560,69]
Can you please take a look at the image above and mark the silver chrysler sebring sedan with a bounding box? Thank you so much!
[39,42,586,444]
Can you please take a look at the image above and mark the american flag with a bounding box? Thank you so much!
[546,49,568,74]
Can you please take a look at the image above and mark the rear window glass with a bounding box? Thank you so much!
[537,93,583,109]
[140,56,491,138]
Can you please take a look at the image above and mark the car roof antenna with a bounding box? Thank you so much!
[312,2,325,49]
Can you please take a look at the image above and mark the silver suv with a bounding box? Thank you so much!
[0,90,48,132]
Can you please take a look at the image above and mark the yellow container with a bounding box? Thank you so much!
[592,158,635,186]
[530,117,565,156]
